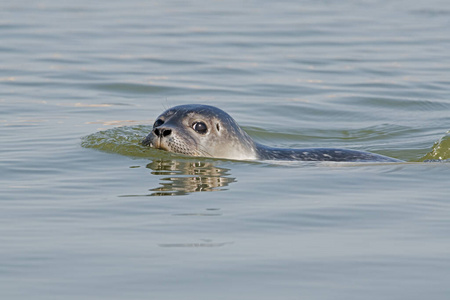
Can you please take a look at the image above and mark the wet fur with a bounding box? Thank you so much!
[142,104,402,163]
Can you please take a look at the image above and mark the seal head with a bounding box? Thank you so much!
[142,104,258,160]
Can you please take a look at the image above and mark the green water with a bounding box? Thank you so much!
[422,131,450,161]
[81,125,154,158]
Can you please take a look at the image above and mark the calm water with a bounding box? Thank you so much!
[1,0,450,299]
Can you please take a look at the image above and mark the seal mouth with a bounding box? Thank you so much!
[142,134,169,151]
[141,134,155,148]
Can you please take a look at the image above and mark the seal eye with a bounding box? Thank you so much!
[192,121,208,134]
[153,119,164,128]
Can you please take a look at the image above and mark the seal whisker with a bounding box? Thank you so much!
[196,144,213,158]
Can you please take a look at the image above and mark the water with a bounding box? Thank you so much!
[1,0,450,299]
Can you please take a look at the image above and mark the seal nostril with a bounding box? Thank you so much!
[153,127,171,137]
[162,129,171,137]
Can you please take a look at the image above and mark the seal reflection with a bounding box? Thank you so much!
[146,159,236,196]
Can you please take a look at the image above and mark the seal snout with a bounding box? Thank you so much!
[142,126,173,148]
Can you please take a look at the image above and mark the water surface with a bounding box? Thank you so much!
[1,1,450,299]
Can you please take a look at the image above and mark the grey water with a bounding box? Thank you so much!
[1,1,450,299]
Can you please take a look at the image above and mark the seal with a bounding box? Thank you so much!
[142,104,402,162]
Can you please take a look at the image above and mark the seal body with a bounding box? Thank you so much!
[142,104,402,162]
